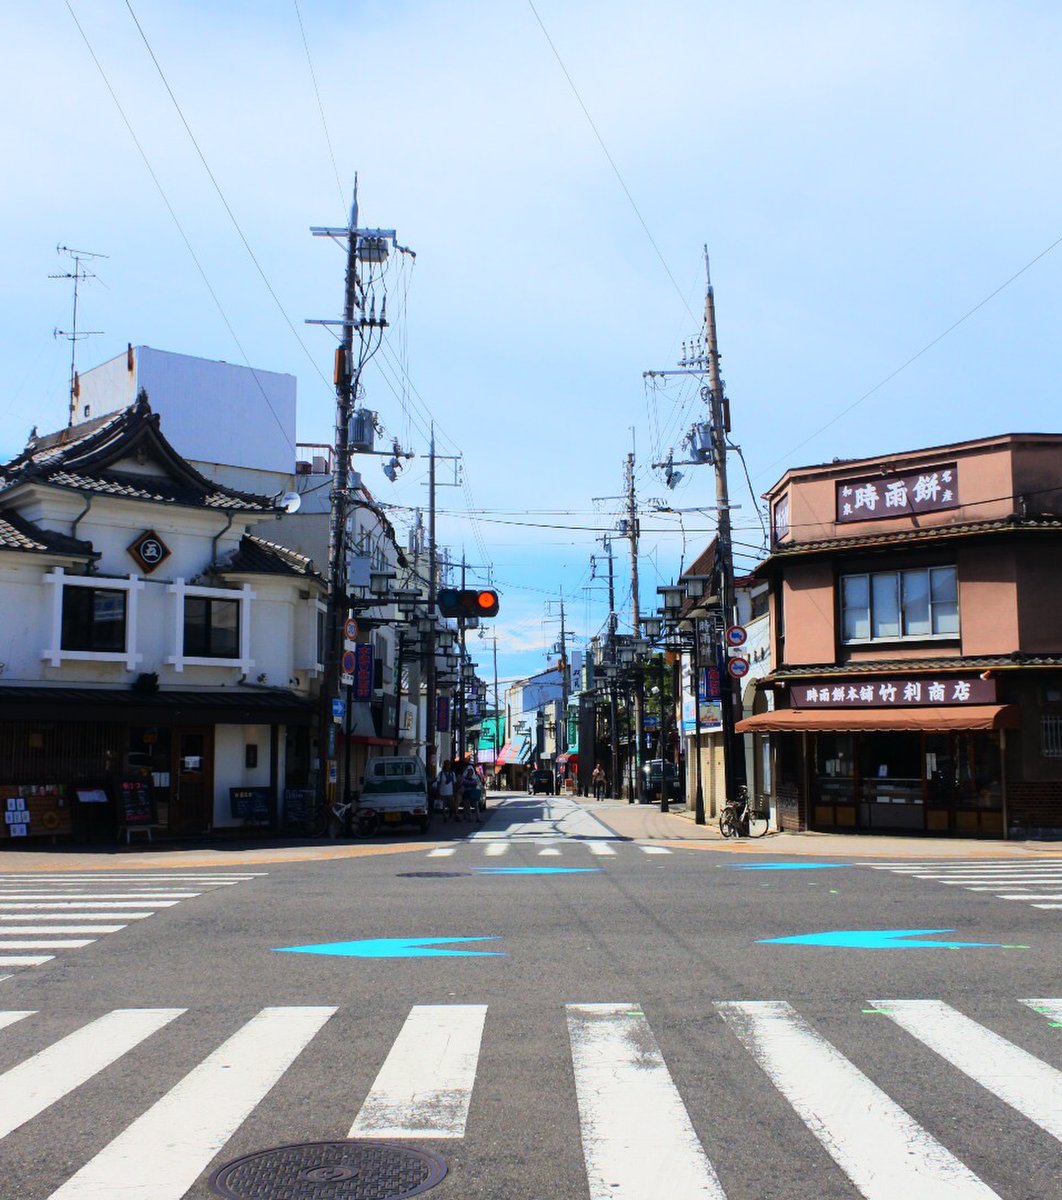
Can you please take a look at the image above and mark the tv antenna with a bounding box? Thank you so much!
[50,244,107,425]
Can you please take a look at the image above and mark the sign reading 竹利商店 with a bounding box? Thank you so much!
[836,463,959,523]
[791,676,996,708]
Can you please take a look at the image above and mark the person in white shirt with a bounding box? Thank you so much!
[435,760,457,821]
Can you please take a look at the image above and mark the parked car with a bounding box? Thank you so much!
[528,768,554,795]
[639,759,681,804]
[357,756,431,834]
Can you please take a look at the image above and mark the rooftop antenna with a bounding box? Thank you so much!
[50,244,107,426]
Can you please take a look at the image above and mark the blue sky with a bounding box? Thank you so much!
[3,2,1061,691]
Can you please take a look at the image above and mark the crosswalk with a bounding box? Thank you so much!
[426,839,671,860]
[868,859,1062,913]
[2,996,1058,1198]
[0,872,265,977]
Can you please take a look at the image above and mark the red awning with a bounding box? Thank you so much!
[735,705,1020,734]
[494,742,515,768]
[555,752,579,767]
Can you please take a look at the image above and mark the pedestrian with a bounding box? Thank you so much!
[591,762,605,801]
[460,759,482,824]
[436,759,457,822]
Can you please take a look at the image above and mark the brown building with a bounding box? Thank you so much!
[740,433,1062,839]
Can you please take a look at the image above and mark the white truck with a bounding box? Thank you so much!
[356,756,432,835]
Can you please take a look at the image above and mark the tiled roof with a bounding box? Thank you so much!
[0,509,95,558]
[770,653,1062,680]
[0,392,273,514]
[765,516,1062,561]
[223,534,320,578]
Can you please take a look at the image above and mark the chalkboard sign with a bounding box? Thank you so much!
[282,788,315,829]
[230,787,271,821]
[119,780,155,827]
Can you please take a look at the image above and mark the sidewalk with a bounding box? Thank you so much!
[572,796,1062,859]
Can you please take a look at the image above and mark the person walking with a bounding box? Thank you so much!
[460,759,482,824]
[591,762,605,801]
[436,759,457,822]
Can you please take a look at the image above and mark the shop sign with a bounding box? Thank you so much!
[352,643,374,702]
[836,463,959,524]
[436,695,450,732]
[791,675,996,708]
[699,665,721,702]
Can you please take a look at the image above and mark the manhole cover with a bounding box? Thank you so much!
[209,1140,446,1199]
[395,870,471,878]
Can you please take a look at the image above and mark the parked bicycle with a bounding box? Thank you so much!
[314,795,354,838]
[719,786,770,838]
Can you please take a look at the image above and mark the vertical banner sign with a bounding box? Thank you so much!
[437,695,450,733]
[352,643,374,702]
[700,663,721,702]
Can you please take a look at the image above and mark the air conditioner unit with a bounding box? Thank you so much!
[311,455,328,475]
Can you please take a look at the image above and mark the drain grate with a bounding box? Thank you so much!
[208,1140,447,1199]
[395,870,471,878]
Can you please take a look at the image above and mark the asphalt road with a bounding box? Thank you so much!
[1,793,1061,1199]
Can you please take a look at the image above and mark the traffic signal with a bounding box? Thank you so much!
[437,588,500,619]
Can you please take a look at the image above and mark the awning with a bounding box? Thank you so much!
[736,705,1020,734]
[556,752,578,768]
[494,741,516,767]
[494,734,532,769]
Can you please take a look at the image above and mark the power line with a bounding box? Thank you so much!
[292,0,346,216]
[526,0,698,328]
[63,1,296,454]
[123,0,333,397]
[756,231,1062,480]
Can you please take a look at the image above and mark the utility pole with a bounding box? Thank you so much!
[600,534,620,800]
[701,249,745,804]
[644,246,745,813]
[624,451,645,798]
[426,427,438,780]
[308,180,402,806]
[50,245,106,425]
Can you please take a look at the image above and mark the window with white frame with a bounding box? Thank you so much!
[183,595,240,658]
[841,567,959,643]
[167,579,254,672]
[61,586,127,652]
[43,569,143,669]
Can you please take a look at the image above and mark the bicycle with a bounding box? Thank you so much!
[314,795,354,838]
[719,786,770,838]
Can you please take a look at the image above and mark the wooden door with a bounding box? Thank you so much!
[171,727,214,835]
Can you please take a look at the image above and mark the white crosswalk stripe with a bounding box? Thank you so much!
[716,1000,999,1199]
[568,1003,726,1199]
[869,859,1062,913]
[3,997,1055,1198]
[0,874,262,977]
[872,999,1062,1142]
[349,1004,486,1139]
[422,840,671,860]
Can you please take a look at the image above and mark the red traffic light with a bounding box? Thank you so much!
[437,588,499,619]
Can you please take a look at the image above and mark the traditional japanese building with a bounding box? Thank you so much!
[741,433,1062,838]
[0,394,324,843]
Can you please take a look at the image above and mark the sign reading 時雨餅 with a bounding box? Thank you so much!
[791,676,997,708]
[836,463,958,523]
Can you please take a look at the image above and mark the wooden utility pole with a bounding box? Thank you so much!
[624,452,645,797]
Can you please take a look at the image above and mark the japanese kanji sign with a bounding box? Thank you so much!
[352,643,374,702]
[836,463,959,523]
[791,676,996,708]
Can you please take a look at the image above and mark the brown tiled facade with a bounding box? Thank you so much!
[744,433,1062,839]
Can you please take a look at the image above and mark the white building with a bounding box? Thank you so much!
[0,394,325,842]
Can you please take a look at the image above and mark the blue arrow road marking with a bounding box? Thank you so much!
[731,863,851,871]
[470,866,601,875]
[274,936,506,958]
[758,928,1016,950]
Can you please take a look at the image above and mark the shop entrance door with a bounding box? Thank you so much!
[171,728,214,835]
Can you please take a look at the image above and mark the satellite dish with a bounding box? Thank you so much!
[278,491,302,514]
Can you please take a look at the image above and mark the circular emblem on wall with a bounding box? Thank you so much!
[128,529,171,574]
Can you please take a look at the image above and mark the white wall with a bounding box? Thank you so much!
[212,723,275,828]
[74,346,296,476]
